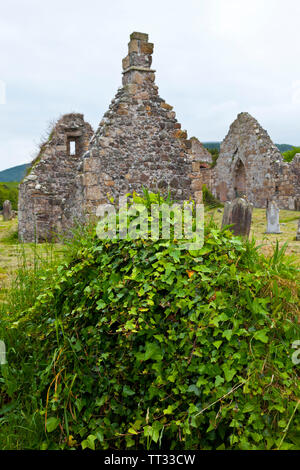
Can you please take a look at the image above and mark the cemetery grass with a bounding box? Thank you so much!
[0,208,299,450]
[207,208,300,265]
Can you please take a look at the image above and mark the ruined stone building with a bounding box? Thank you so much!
[18,114,93,242]
[18,33,300,242]
[19,33,204,242]
[207,113,300,210]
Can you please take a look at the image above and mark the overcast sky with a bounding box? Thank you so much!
[0,0,300,171]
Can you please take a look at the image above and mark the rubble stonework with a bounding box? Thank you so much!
[208,113,300,209]
[18,114,93,242]
[81,32,203,215]
[189,137,212,166]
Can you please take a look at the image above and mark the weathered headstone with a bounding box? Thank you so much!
[3,200,12,221]
[266,200,281,234]
[221,197,253,237]
[296,219,300,241]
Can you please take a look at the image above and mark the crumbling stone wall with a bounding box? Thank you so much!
[190,137,212,166]
[81,32,203,215]
[210,112,300,209]
[18,113,93,242]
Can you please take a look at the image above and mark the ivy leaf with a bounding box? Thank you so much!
[243,403,255,413]
[222,364,237,382]
[81,434,97,450]
[254,329,269,343]
[123,385,135,397]
[187,384,201,397]
[96,299,107,310]
[144,342,163,361]
[215,375,224,387]
[222,330,233,341]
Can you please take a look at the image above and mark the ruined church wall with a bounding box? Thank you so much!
[18,114,93,242]
[211,113,300,209]
[81,33,203,215]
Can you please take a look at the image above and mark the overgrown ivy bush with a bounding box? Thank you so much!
[1,193,299,450]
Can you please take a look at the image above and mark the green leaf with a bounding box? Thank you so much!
[128,427,138,435]
[187,384,201,397]
[222,330,233,341]
[96,299,107,310]
[81,434,97,450]
[215,375,224,387]
[222,364,237,382]
[144,342,163,361]
[243,403,255,413]
[254,329,269,343]
[46,417,59,433]
[123,385,135,396]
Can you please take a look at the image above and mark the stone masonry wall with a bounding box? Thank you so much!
[211,112,300,209]
[81,32,203,215]
[18,113,93,242]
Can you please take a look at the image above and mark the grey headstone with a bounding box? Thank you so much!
[3,200,12,221]
[221,198,253,237]
[266,200,281,234]
[296,219,300,241]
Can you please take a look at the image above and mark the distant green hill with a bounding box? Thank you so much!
[276,144,295,153]
[0,164,29,182]
[203,142,295,154]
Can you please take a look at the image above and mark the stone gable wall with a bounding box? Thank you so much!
[18,113,93,242]
[211,112,300,209]
[81,32,203,215]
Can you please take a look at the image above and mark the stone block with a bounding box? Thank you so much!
[86,186,104,201]
[161,102,173,110]
[174,129,187,139]
[83,157,100,172]
[128,39,139,54]
[130,32,148,42]
[132,71,144,85]
[140,42,154,55]
[191,178,202,191]
[192,162,201,172]
[122,55,130,70]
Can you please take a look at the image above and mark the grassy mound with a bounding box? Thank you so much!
[0,194,299,450]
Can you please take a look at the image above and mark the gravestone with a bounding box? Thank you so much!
[296,219,300,241]
[3,200,12,221]
[266,200,281,234]
[221,197,253,237]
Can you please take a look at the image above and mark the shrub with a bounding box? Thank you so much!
[206,148,219,167]
[0,182,18,211]
[0,193,299,450]
[282,147,300,162]
[202,185,223,209]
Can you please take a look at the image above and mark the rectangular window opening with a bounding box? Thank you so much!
[69,140,76,155]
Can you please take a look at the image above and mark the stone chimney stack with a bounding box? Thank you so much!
[122,32,155,86]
